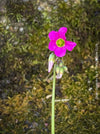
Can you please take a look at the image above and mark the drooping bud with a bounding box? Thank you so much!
[55,65,60,74]
[60,67,64,75]
[63,66,68,73]
[48,53,55,73]
[56,67,64,79]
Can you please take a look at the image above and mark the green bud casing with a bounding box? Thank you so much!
[56,65,60,74]
[49,53,55,62]
[63,66,68,72]
[56,67,64,79]
[59,67,64,75]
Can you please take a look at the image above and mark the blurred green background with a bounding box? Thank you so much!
[0,0,100,133]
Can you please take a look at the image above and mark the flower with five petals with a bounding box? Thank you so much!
[48,27,77,57]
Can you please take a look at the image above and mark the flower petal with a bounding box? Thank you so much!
[56,73,63,79]
[58,27,67,40]
[65,41,77,51]
[48,41,56,51]
[54,47,66,57]
[59,27,67,34]
[48,31,59,40]
[48,61,54,73]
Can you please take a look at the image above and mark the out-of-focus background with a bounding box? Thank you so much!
[0,0,100,133]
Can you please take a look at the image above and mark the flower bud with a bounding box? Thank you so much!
[48,53,55,73]
[56,65,60,74]
[60,67,64,75]
[63,66,68,73]
[56,67,64,79]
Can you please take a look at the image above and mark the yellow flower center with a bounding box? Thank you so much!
[56,38,65,47]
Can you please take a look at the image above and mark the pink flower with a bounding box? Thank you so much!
[48,27,77,57]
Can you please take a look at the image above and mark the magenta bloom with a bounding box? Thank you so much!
[48,27,77,57]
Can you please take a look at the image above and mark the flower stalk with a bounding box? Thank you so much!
[51,63,56,134]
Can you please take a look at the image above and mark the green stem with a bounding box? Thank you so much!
[51,64,56,134]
